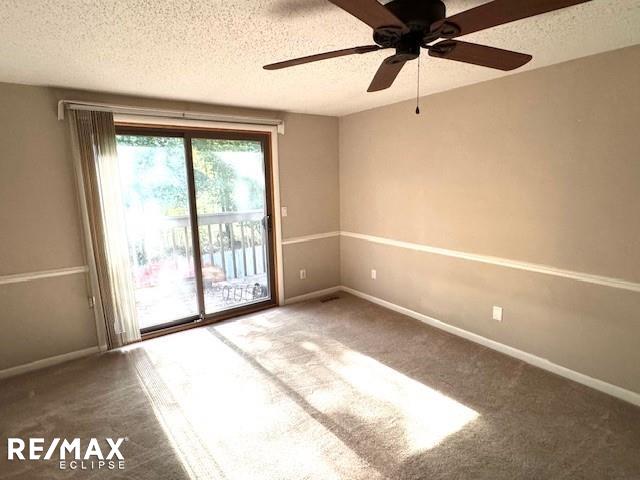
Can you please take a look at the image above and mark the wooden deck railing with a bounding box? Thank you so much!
[160,210,267,280]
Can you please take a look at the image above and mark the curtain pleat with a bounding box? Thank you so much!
[71,110,140,348]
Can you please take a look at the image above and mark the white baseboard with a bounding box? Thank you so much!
[4,288,638,408]
[284,286,342,305]
[340,286,640,407]
[0,346,101,380]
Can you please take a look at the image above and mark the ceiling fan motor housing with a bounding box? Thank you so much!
[373,0,447,52]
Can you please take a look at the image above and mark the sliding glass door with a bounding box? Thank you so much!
[192,137,272,314]
[115,134,200,331]
[115,127,276,333]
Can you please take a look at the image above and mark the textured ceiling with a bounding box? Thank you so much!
[0,0,639,116]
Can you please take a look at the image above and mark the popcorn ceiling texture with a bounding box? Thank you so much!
[0,0,639,116]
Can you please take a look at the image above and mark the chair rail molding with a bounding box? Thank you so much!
[340,231,640,293]
[0,266,89,286]
[282,231,340,245]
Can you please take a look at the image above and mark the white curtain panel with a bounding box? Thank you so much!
[71,110,140,347]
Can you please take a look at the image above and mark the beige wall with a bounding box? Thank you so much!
[0,85,86,274]
[0,275,98,368]
[0,84,97,369]
[0,84,340,370]
[277,112,340,298]
[2,46,637,396]
[339,46,640,393]
[278,113,339,239]
[283,237,340,299]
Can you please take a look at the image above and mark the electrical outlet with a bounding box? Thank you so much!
[299,269,306,280]
[281,206,288,217]
[492,306,503,322]
[371,269,377,280]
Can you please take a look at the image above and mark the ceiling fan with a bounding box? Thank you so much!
[264,0,591,93]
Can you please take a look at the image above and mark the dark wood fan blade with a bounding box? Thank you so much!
[329,0,408,32]
[429,40,532,71]
[434,0,591,38]
[264,45,381,70]
[367,55,407,92]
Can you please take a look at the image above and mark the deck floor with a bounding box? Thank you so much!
[136,273,269,329]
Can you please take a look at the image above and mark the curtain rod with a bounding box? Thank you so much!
[57,100,285,134]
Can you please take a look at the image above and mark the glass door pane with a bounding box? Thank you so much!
[115,134,199,331]
[191,137,271,314]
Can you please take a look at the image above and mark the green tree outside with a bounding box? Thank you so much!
[116,135,264,216]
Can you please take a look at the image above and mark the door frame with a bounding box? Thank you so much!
[114,122,280,338]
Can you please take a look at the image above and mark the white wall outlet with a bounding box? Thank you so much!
[281,206,288,217]
[299,269,306,280]
[371,269,377,280]
[492,306,503,322]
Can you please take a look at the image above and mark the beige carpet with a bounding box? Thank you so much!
[1,293,639,479]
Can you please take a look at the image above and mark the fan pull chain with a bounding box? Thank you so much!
[415,55,421,115]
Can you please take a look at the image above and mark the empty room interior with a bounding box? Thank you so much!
[1,0,639,478]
